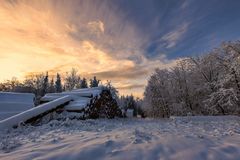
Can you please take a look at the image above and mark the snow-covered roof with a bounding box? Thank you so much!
[0,92,35,120]
[0,92,35,103]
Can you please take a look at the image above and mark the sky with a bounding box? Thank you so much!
[0,0,240,97]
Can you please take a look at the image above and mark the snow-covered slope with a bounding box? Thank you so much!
[0,116,239,160]
[0,92,35,120]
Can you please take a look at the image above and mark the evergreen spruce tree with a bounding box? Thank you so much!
[90,76,100,88]
[128,95,136,109]
[41,72,49,96]
[48,78,55,93]
[80,78,88,88]
[55,73,62,93]
[105,80,119,100]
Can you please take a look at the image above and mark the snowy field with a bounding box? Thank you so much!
[0,116,240,160]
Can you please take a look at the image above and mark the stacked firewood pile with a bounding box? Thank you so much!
[85,89,122,119]
[38,87,122,122]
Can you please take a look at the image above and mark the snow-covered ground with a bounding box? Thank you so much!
[0,116,240,160]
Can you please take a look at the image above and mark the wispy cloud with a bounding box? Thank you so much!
[180,0,191,9]
[161,22,190,48]
[87,20,105,34]
[117,84,145,90]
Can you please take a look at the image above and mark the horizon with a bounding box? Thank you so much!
[1,0,240,97]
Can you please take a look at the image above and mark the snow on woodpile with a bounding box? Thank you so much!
[64,97,91,112]
[40,86,103,103]
[0,96,73,130]
[0,87,121,129]
[0,92,35,120]
[71,86,103,94]
[40,86,122,120]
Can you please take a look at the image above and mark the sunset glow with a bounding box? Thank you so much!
[0,0,177,97]
[1,0,240,97]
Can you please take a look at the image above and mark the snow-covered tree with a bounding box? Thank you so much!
[105,81,118,100]
[145,69,171,117]
[65,68,79,90]
[204,88,239,115]
[220,41,240,97]
[143,40,240,117]
[75,76,82,89]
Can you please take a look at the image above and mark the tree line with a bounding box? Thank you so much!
[118,95,144,117]
[0,67,145,117]
[0,68,100,102]
[143,41,240,117]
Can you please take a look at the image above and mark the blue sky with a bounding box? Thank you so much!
[0,0,240,97]
[110,0,240,59]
